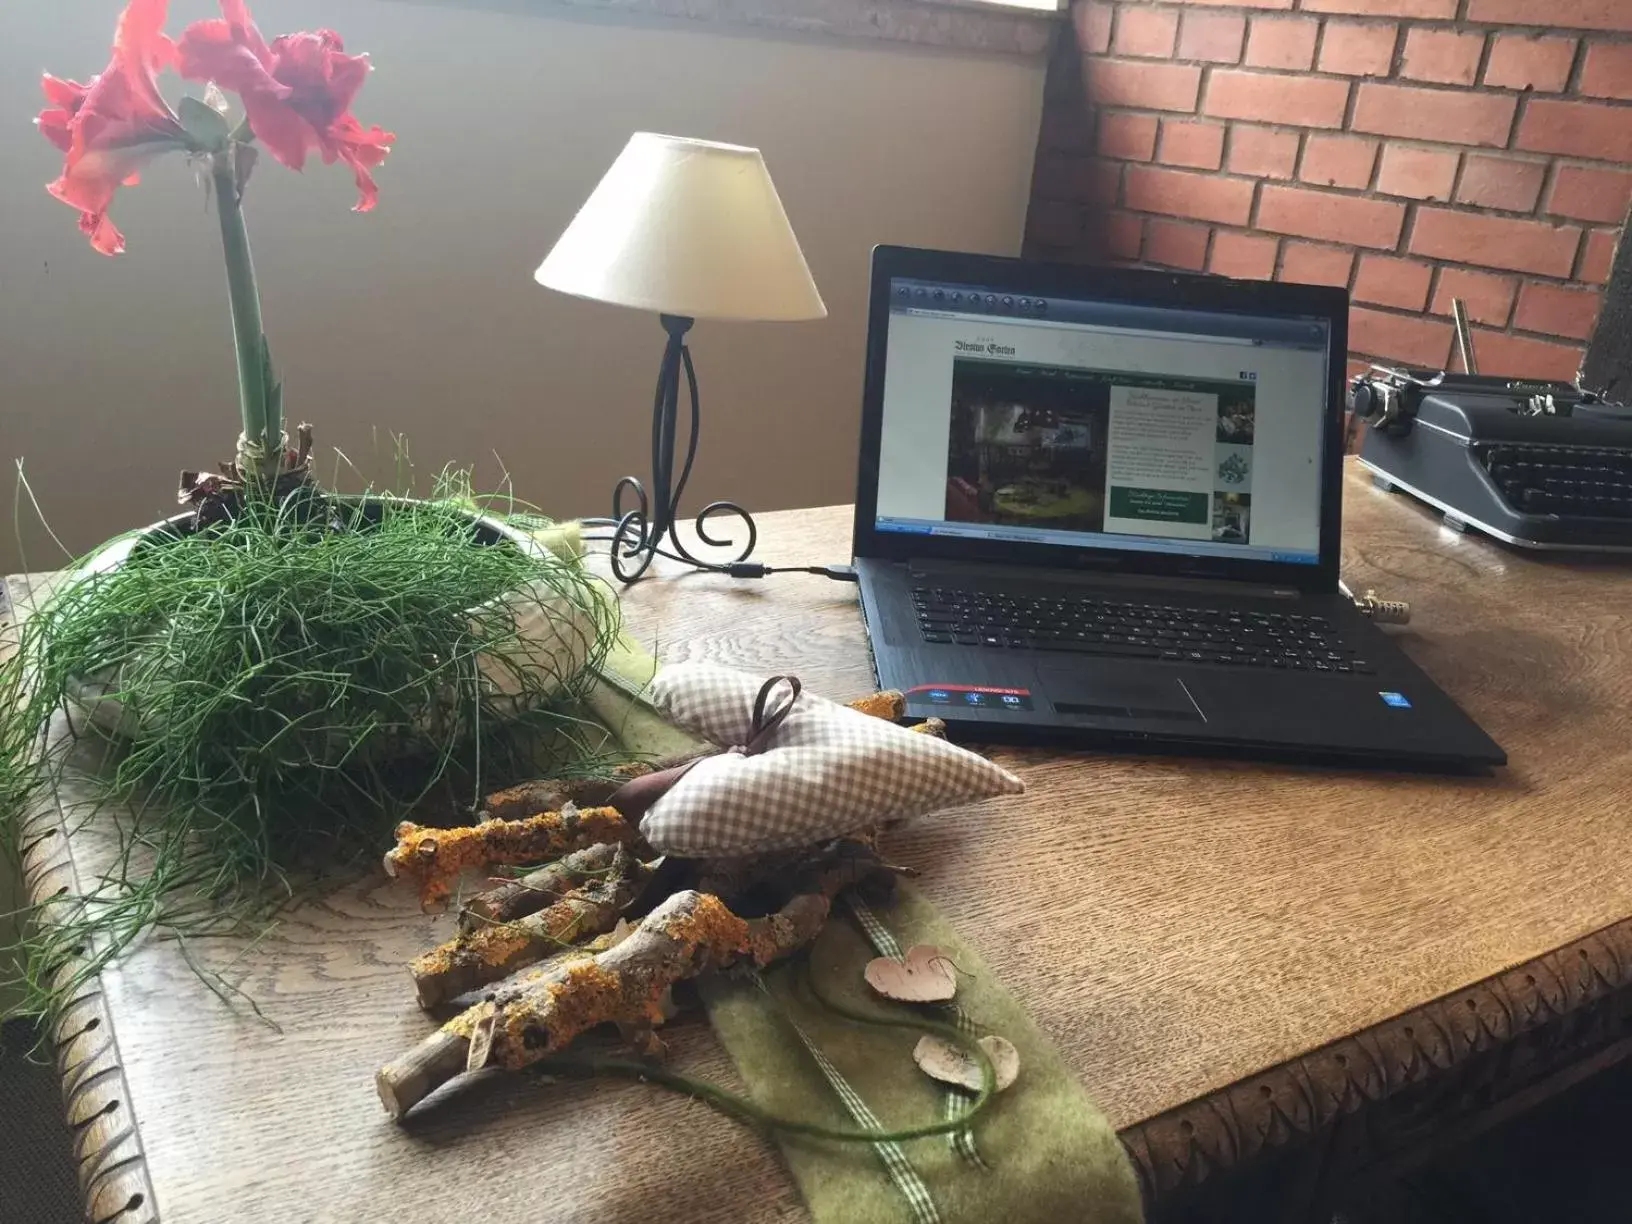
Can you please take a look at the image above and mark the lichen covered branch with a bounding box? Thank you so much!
[477,772,641,822]
[463,889,828,1072]
[411,844,649,1009]
[460,839,629,932]
[377,885,836,1119]
[382,806,645,912]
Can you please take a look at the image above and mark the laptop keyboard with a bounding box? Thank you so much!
[910,588,1375,673]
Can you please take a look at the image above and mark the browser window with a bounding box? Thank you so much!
[872,277,1331,565]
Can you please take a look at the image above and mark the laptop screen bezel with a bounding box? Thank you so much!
[851,245,1349,594]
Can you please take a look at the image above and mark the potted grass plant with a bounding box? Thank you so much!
[0,0,625,1020]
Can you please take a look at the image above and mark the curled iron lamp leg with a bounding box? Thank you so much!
[609,314,758,585]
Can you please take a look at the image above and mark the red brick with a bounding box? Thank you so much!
[1281,241,1355,286]
[1088,59,1204,114]
[1163,0,1292,8]
[1126,164,1256,225]
[1352,254,1434,311]
[1178,11,1246,64]
[1158,120,1227,170]
[1073,0,1113,54]
[1350,306,1454,367]
[1103,211,1145,260]
[1144,218,1211,270]
[1099,112,1159,161]
[1204,70,1351,127]
[1318,21,1398,76]
[1299,134,1379,189]
[1456,155,1548,213]
[1400,28,1486,86]
[1467,330,1584,381]
[1245,16,1319,71]
[1346,357,1374,382]
[1258,185,1406,249]
[1579,43,1632,100]
[1514,282,1603,341]
[1410,208,1582,277]
[1431,268,1519,326]
[1579,229,1618,283]
[1483,34,1577,93]
[1210,230,1279,279]
[1114,7,1179,58]
[1304,0,1454,14]
[1028,200,1083,248]
[1352,83,1516,147]
[1375,145,1459,201]
[1226,124,1300,179]
[1466,0,1632,32]
[1517,100,1632,163]
[1548,165,1632,224]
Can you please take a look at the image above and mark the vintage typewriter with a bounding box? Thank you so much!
[1351,364,1632,551]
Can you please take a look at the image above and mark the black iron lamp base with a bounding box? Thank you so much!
[608,314,758,585]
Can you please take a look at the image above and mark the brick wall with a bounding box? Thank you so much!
[1026,0,1632,382]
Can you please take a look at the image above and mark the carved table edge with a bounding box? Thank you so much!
[1117,914,1632,1206]
[20,764,160,1224]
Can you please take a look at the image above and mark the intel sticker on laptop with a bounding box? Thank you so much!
[1379,691,1412,709]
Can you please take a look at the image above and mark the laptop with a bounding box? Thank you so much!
[851,246,1506,770]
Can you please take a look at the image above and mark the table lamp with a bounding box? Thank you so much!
[536,132,827,584]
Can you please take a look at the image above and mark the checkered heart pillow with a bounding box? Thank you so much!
[634,662,1024,857]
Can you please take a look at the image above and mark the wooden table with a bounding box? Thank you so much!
[11,460,1632,1224]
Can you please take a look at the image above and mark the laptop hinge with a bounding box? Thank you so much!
[905,557,1302,601]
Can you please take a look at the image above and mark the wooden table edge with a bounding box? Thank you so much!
[31,885,1632,1224]
[1122,914,1632,1210]
[4,575,157,1224]
[21,783,160,1224]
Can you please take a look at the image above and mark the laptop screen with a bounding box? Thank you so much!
[872,276,1332,566]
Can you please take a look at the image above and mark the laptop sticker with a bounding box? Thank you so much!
[907,685,1034,711]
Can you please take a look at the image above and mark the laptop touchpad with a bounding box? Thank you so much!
[1049,667,1204,723]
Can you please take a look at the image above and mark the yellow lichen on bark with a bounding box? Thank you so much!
[655,892,751,959]
[383,806,640,912]
[847,690,906,720]
[493,959,626,1068]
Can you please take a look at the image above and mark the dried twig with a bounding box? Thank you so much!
[460,835,628,932]
[411,845,649,1009]
[382,806,645,912]
[376,849,884,1120]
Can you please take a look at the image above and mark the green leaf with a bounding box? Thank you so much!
[178,95,231,150]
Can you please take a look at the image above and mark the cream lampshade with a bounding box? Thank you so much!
[535,133,826,322]
[534,133,827,584]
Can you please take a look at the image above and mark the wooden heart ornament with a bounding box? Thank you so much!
[913,1034,1021,1093]
[864,944,957,1003]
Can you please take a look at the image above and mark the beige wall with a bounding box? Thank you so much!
[0,0,1045,573]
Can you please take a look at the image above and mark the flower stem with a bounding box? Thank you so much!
[211,153,279,490]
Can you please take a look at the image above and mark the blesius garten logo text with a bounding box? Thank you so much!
[955,338,1017,357]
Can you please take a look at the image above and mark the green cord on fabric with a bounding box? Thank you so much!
[532,958,998,1144]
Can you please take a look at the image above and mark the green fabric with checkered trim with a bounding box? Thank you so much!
[701,883,1143,1224]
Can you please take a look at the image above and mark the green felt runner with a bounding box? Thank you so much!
[570,597,1144,1224]
[703,886,1144,1224]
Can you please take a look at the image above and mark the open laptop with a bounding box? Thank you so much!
[851,246,1506,770]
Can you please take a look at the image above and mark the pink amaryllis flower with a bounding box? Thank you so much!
[36,0,189,255]
[177,0,394,211]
